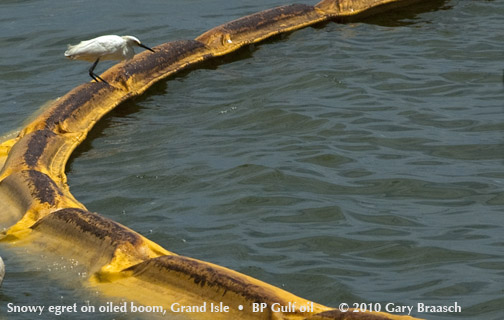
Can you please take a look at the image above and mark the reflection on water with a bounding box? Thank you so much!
[1,0,503,319]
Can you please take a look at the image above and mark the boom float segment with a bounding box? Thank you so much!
[195,4,327,55]
[316,0,425,18]
[0,0,431,319]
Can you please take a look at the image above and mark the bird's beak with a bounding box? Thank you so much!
[139,43,155,53]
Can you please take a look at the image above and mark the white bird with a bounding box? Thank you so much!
[65,35,155,83]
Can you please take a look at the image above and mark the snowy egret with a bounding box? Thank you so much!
[65,35,155,83]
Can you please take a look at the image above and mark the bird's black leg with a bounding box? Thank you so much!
[89,58,108,84]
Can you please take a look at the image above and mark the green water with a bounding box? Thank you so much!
[1,0,503,319]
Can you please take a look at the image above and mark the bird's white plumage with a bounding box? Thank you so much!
[64,34,154,83]
[65,35,141,62]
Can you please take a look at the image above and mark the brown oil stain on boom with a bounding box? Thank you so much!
[24,130,56,167]
[127,255,285,304]
[213,4,316,33]
[26,170,63,206]
[31,208,143,246]
[43,82,112,132]
[118,40,208,77]
[196,4,327,53]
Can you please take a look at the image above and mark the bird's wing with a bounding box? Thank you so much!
[65,35,124,61]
